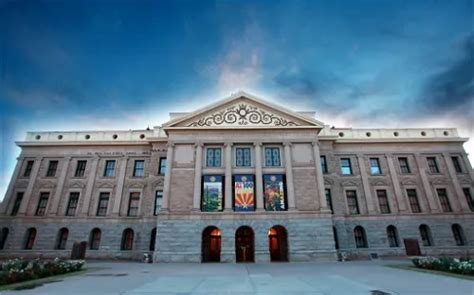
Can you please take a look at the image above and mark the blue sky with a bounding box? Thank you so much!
[0,0,473,200]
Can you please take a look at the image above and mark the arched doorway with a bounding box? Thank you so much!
[235,226,254,262]
[202,226,221,262]
[268,225,288,262]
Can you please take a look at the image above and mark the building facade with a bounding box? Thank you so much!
[0,92,473,262]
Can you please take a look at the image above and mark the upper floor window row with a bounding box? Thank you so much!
[46,160,58,177]
[427,157,440,173]
[104,160,116,177]
[340,158,352,175]
[205,146,282,167]
[370,158,382,175]
[23,160,34,177]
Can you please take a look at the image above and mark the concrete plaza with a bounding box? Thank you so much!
[1,260,472,295]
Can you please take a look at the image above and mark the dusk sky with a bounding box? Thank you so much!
[0,0,473,200]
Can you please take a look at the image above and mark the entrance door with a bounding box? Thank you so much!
[202,226,221,262]
[235,226,254,262]
[404,238,421,256]
[269,226,288,262]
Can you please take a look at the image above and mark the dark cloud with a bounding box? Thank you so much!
[273,70,318,96]
[421,33,473,112]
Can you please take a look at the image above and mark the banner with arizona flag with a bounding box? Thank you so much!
[234,175,255,211]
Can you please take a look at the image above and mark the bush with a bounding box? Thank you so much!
[0,258,85,286]
[412,256,474,276]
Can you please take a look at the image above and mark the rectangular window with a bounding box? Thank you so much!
[133,160,145,177]
[104,160,116,177]
[206,148,222,167]
[263,174,286,211]
[370,158,382,175]
[427,157,440,173]
[127,192,140,216]
[436,188,452,212]
[451,156,462,173]
[75,160,87,177]
[463,188,474,212]
[398,157,411,174]
[376,190,391,213]
[235,147,251,167]
[96,192,110,216]
[154,191,163,215]
[346,190,360,214]
[201,175,224,212]
[320,156,328,173]
[158,158,167,174]
[234,174,255,211]
[35,192,49,216]
[11,192,23,216]
[264,147,281,167]
[46,160,58,177]
[23,160,34,177]
[407,189,421,213]
[325,188,333,213]
[340,158,352,175]
[66,192,79,216]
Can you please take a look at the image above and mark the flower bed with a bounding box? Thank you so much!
[412,256,473,276]
[0,258,85,286]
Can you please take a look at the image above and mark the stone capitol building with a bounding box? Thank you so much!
[0,92,473,262]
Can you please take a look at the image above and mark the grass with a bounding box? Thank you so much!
[386,264,474,281]
[0,267,104,291]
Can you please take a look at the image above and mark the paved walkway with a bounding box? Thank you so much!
[1,260,472,294]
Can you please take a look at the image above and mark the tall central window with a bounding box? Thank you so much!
[346,190,359,214]
[24,160,34,177]
[398,157,411,174]
[235,147,251,167]
[370,158,382,175]
[46,160,58,177]
[407,189,421,213]
[320,156,328,173]
[133,160,145,177]
[436,188,452,212]
[427,157,439,173]
[104,160,116,177]
[201,175,224,211]
[35,192,49,216]
[206,148,222,167]
[154,191,163,215]
[264,147,281,167]
[376,190,391,213]
[325,188,333,213]
[96,192,110,216]
[340,158,352,175]
[127,192,140,216]
[75,160,87,177]
[66,192,79,216]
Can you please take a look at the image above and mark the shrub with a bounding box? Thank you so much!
[412,256,473,276]
[0,258,85,286]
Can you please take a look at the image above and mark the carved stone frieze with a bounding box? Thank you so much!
[187,103,300,127]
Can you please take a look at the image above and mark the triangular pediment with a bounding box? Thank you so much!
[163,92,324,129]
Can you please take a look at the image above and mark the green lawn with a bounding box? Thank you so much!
[0,267,102,291]
[386,264,474,281]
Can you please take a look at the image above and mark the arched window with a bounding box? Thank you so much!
[24,228,37,250]
[419,224,433,246]
[0,228,9,250]
[354,226,367,248]
[121,228,134,250]
[452,224,466,246]
[55,228,69,250]
[333,226,339,250]
[89,228,101,250]
[149,227,157,251]
[386,225,399,247]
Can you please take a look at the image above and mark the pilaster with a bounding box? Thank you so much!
[18,156,43,216]
[385,154,408,212]
[49,156,72,215]
[357,155,376,214]
[161,143,174,212]
[224,143,233,211]
[0,156,23,215]
[284,142,296,210]
[312,142,329,212]
[414,154,440,213]
[254,142,264,211]
[443,153,469,212]
[192,143,203,211]
[112,156,129,216]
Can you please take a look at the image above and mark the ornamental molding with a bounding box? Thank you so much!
[370,179,389,186]
[186,103,300,127]
[97,181,115,189]
[458,176,471,184]
[400,177,417,185]
[340,179,360,186]
[152,178,164,187]
[70,182,86,189]
[430,177,449,185]
[324,177,335,185]
[39,180,56,189]
[128,182,145,189]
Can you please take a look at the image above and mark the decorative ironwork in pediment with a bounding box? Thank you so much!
[186,103,300,127]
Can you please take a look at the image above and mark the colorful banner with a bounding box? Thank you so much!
[202,175,224,212]
[234,175,255,211]
[263,174,286,211]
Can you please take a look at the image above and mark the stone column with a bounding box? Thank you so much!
[80,156,99,216]
[18,156,43,216]
[357,155,376,214]
[161,143,174,212]
[254,142,264,211]
[284,142,296,210]
[112,157,129,216]
[49,157,72,215]
[312,142,329,211]
[193,143,203,211]
[0,157,23,215]
[224,143,233,211]
[414,154,439,213]
[385,154,407,212]
[443,153,469,212]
